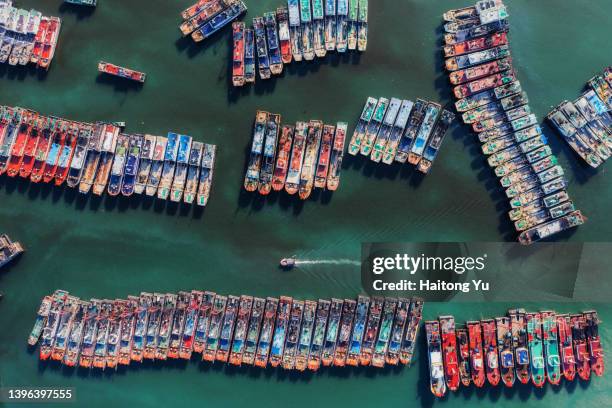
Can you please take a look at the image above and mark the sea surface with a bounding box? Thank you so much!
[0,0,610,407]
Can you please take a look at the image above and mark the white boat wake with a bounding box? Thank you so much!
[294,259,361,266]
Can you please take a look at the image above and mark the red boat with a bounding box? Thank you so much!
[39,17,61,70]
[19,118,46,178]
[556,313,576,382]
[181,0,215,20]
[277,7,292,64]
[496,316,515,387]
[449,57,512,85]
[53,125,79,186]
[232,22,245,87]
[98,61,146,83]
[30,17,49,64]
[570,314,591,381]
[6,113,34,177]
[481,319,501,386]
[30,121,56,183]
[41,127,67,184]
[456,327,471,387]
[314,124,334,189]
[584,311,604,377]
[439,316,460,391]
[467,321,486,387]
[454,71,515,99]
[443,32,508,57]
[511,309,531,385]
[271,125,294,191]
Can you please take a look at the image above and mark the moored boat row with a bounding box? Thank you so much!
[29,290,424,371]
[426,309,605,398]
[0,105,216,206]
[348,96,455,173]
[441,0,585,245]
[244,110,348,199]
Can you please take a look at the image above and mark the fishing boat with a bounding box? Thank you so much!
[216,295,239,362]
[118,297,137,365]
[385,298,409,366]
[360,97,389,156]
[314,124,334,188]
[294,300,317,370]
[299,0,315,60]
[39,123,66,184]
[0,112,24,176]
[38,16,61,70]
[395,99,427,163]
[298,120,323,200]
[445,45,510,71]
[417,110,455,174]
[333,299,356,367]
[65,126,92,188]
[556,314,576,381]
[120,134,143,196]
[456,327,471,386]
[170,134,193,202]
[481,319,501,386]
[106,300,126,369]
[320,298,343,367]
[371,298,397,368]
[154,293,174,360]
[346,0,358,50]
[455,80,521,112]
[63,300,88,366]
[30,16,48,64]
[92,300,113,369]
[202,295,228,362]
[166,292,189,359]
[241,296,265,365]
[570,314,591,381]
[425,320,447,398]
[346,295,369,366]
[541,311,562,385]
[53,124,79,186]
[131,293,153,362]
[50,296,78,361]
[326,122,347,190]
[143,294,165,360]
[454,71,515,99]
[92,124,120,195]
[28,295,53,346]
[192,292,215,354]
[547,109,603,168]
[312,0,326,57]
[191,1,247,43]
[228,295,253,366]
[443,3,478,22]
[272,125,294,191]
[357,0,367,51]
[145,136,168,196]
[439,316,460,391]
[76,124,102,193]
[157,132,179,200]
[180,0,229,35]
[277,7,292,64]
[254,297,279,368]
[18,117,44,178]
[452,58,513,88]
[371,98,401,162]
[180,0,216,20]
[463,92,526,124]
[324,0,336,50]
[282,300,304,369]
[79,298,101,368]
[133,135,155,194]
[360,296,383,366]
[258,113,281,195]
[583,311,604,377]
[269,296,292,367]
[508,309,530,384]
[244,28,256,83]
[588,75,612,107]
[444,19,508,45]
[303,299,330,370]
[526,312,546,387]
[253,17,271,80]
[183,141,203,204]
[408,102,441,165]
[348,96,378,155]
[264,12,283,75]
[287,0,303,62]
[381,100,413,164]
[518,211,586,245]
[107,134,129,196]
[98,61,146,83]
[244,111,268,191]
[196,143,216,206]
[467,321,485,387]
[495,316,515,387]
[444,31,507,57]
[336,0,348,52]
[400,298,423,365]
[4,111,32,177]
[232,22,245,87]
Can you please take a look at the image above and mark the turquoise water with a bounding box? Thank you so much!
[1,0,611,407]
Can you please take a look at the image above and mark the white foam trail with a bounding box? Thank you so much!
[294,259,361,266]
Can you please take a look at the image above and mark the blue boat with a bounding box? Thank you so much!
[183,141,203,204]
[264,12,283,75]
[417,110,455,174]
[157,132,179,200]
[395,99,427,163]
[346,295,369,365]
[244,28,256,83]
[107,134,129,197]
[197,143,216,207]
[258,114,281,195]
[170,134,193,202]
[253,17,271,80]
[191,1,247,42]
[408,102,441,165]
[121,134,143,197]
[324,0,336,50]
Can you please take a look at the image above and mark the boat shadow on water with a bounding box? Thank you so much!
[175,25,229,61]
[58,3,96,20]
[0,63,49,81]
[95,74,145,93]
[342,154,427,189]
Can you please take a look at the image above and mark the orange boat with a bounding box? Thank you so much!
[19,118,46,178]
[481,319,501,386]
[443,32,507,57]
[467,321,486,387]
[30,120,56,183]
[439,315,460,391]
[584,310,604,377]
[98,61,146,83]
[181,0,215,20]
[232,22,245,87]
[556,313,576,382]
[271,125,294,191]
[571,314,591,381]
[30,17,49,65]
[277,6,292,64]
[39,17,61,70]
[53,125,79,186]
[6,113,34,177]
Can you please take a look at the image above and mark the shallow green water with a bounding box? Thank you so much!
[0,0,611,407]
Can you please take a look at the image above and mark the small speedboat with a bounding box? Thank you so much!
[280,258,296,268]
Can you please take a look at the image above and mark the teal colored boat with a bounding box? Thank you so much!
[527,313,546,387]
[542,311,562,385]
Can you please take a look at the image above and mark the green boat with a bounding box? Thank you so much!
[371,298,397,367]
[526,312,546,387]
[347,0,359,50]
[348,97,378,155]
[300,0,315,60]
[336,0,348,52]
[312,0,326,57]
[541,311,562,385]
[357,0,368,51]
